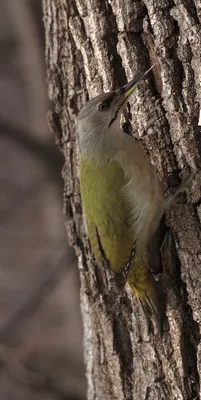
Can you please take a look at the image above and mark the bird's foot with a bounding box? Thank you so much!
[164,170,196,212]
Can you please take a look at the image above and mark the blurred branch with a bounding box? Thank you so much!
[0,176,50,225]
[0,351,85,400]
[0,250,83,399]
[0,251,74,344]
[0,118,63,182]
[0,349,85,400]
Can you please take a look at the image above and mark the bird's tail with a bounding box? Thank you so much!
[127,257,164,336]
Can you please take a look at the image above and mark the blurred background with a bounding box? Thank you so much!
[0,0,86,399]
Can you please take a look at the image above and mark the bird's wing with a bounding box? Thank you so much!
[80,156,134,274]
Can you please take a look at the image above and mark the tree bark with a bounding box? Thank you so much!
[43,0,201,399]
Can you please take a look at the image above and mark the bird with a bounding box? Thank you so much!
[77,66,165,334]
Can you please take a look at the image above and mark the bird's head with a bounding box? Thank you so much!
[77,66,153,152]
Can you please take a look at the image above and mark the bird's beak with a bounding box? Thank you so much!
[108,65,154,127]
[116,65,154,100]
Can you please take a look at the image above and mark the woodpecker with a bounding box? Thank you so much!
[77,67,164,334]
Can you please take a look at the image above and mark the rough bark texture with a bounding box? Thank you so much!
[43,0,201,399]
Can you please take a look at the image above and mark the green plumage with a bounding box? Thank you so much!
[80,155,162,333]
[80,156,133,272]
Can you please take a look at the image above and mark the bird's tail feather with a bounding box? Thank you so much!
[127,257,164,336]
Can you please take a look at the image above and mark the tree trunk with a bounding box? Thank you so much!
[43,0,201,398]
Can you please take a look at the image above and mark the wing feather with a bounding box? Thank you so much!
[80,156,134,273]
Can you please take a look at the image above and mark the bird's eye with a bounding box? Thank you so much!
[98,103,107,111]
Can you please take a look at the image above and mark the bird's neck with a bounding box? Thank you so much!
[79,128,120,163]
